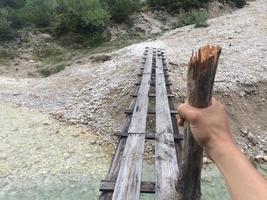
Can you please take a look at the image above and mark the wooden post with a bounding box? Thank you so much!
[178,45,222,200]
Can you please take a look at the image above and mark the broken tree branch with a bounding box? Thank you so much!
[178,45,222,200]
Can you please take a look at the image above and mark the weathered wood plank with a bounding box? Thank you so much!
[116,131,183,141]
[112,48,154,200]
[155,50,180,200]
[160,51,183,170]
[131,93,175,98]
[99,50,148,200]
[100,180,155,193]
[125,109,178,115]
[99,115,131,200]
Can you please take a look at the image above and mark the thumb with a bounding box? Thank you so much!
[178,103,200,123]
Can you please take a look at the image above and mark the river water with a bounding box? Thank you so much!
[0,102,266,200]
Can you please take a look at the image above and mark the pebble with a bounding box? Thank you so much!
[255,155,263,162]
[71,132,80,138]
[262,147,267,153]
[0,153,7,160]
[240,128,248,137]
[248,132,258,145]
[91,141,96,145]
[239,91,246,97]
[264,156,267,162]
[80,160,86,165]
[85,154,92,158]
[203,157,212,164]
[63,153,71,159]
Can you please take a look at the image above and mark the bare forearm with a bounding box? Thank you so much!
[209,139,267,200]
[178,99,267,199]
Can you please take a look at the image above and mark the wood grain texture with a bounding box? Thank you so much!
[155,51,180,200]
[99,117,130,200]
[100,180,155,193]
[112,48,154,200]
[100,49,149,200]
[178,45,222,200]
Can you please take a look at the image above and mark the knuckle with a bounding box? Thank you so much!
[190,111,200,123]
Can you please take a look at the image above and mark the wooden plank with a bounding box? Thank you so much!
[155,50,180,200]
[100,181,155,193]
[131,93,175,98]
[138,73,169,77]
[124,109,178,115]
[99,67,141,200]
[112,48,154,200]
[135,81,172,86]
[99,120,130,200]
[116,132,183,141]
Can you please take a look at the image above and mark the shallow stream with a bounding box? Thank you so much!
[0,102,266,200]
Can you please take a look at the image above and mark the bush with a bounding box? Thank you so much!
[0,0,25,9]
[8,7,28,28]
[38,64,65,77]
[34,45,64,59]
[147,0,177,8]
[230,0,246,8]
[0,8,16,40]
[183,10,208,28]
[179,0,209,9]
[0,48,15,63]
[148,0,209,10]
[55,0,109,35]
[101,0,140,22]
[25,0,58,27]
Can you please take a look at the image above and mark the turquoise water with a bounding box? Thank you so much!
[1,160,266,200]
[1,158,231,200]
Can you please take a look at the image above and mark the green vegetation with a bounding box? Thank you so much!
[147,0,209,10]
[0,48,15,64]
[38,64,65,77]
[230,0,246,8]
[0,0,247,77]
[0,0,138,41]
[183,10,208,28]
[25,0,57,27]
[54,0,109,36]
[0,8,15,40]
[0,0,247,42]
[101,0,140,22]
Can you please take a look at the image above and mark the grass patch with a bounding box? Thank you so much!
[0,48,16,64]
[80,32,161,55]
[33,44,66,64]
[183,10,209,28]
[38,64,65,77]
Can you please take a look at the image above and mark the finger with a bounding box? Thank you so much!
[178,103,200,123]
[178,118,185,126]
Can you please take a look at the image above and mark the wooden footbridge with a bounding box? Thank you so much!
[99,45,221,200]
[99,47,183,200]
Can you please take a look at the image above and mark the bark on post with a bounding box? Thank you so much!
[178,45,222,200]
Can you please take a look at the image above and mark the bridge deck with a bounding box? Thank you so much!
[99,48,182,200]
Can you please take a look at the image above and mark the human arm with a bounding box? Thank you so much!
[178,98,267,200]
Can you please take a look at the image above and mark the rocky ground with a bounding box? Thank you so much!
[0,0,266,166]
